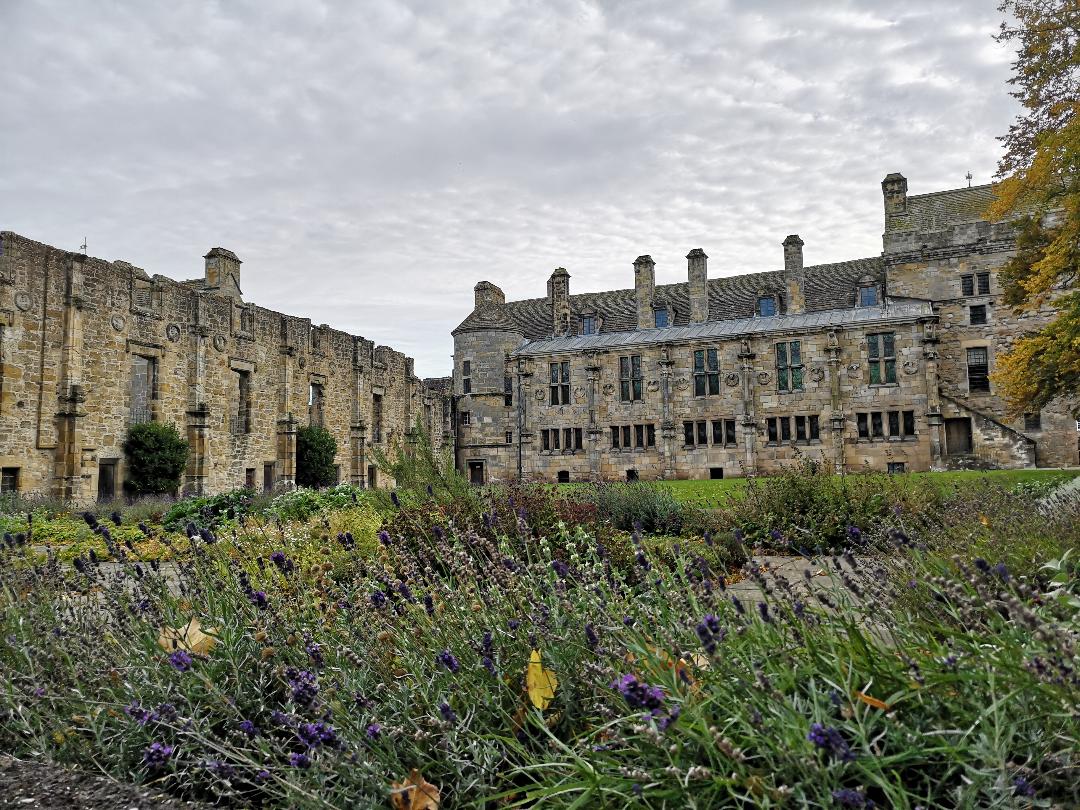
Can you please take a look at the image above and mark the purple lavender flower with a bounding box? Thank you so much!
[482,656,496,675]
[1012,776,1036,798]
[731,595,745,615]
[142,742,175,770]
[508,619,520,631]
[584,624,599,650]
[288,752,311,769]
[846,525,863,544]
[286,668,319,706]
[423,594,435,616]
[238,719,259,739]
[305,641,324,668]
[125,701,153,725]
[832,788,872,807]
[390,491,400,507]
[168,650,193,672]
[377,530,391,546]
[365,723,381,740]
[436,649,460,673]
[551,559,569,578]
[612,674,666,711]
[270,551,293,574]
[297,721,338,748]
[248,590,269,609]
[371,590,387,609]
[808,722,855,762]
[439,702,457,724]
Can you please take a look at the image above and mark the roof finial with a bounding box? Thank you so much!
[965,171,972,188]
[79,236,87,255]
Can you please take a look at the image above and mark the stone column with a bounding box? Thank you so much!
[737,339,758,474]
[277,414,298,488]
[53,253,88,501]
[659,345,676,479]
[827,330,845,471]
[185,404,211,495]
[584,355,601,480]
[351,341,367,486]
[921,321,945,470]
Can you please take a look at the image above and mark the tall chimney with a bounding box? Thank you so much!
[204,247,242,300]
[782,234,806,314]
[634,255,655,329]
[473,280,505,309]
[548,268,571,337]
[882,172,908,218]
[687,248,708,323]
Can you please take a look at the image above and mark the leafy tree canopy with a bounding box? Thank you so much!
[295,425,338,489]
[123,421,189,496]
[990,0,1080,415]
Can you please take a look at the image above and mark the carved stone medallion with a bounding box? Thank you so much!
[725,371,740,387]
[846,363,861,378]
[674,378,690,392]
[297,354,306,369]
[535,388,546,402]
[213,334,227,352]
[573,386,586,403]
[165,323,181,342]
[602,382,616,396]
[756,371,771,385]
[809,366,825,383]
[14,291,32,312]
[902,359,919,375]
[646,379,660,393]
[110,314,126,332]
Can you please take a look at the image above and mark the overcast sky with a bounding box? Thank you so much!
[1,1,1018,377]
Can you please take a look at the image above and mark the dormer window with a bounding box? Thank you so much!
[858,285,879,307]
[756,296,777,317]
[653,308,669,328]
[581,315,597,335]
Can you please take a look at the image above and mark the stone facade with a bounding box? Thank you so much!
[0,232,448,501]
[452,175,1079,483]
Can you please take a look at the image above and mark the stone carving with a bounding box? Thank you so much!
[756,371,770,385]
[535,388,547,401]
[602,382,615,396]
[740,339,751,356]
[165,323,181,342]
[213,334,227,352]
[903,360,919,375]
[846,363,861,378]
[674,378,690,392]
[923,322,937,341]
[725,372,740,387]
[573,386,586,403]
[827,330,839,349]
[15,291,32,311]
[809,366,825,383]
[298,355,307,369]
[646,379,660,393]
[110,314,125,332]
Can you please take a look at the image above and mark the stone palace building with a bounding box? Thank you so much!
[0,232,450,500]
[451,174,1079,484]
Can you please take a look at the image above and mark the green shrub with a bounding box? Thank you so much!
[295,426,338,489]
[267,483,366,522]
[122,422,189,496]
[163,488,259,531]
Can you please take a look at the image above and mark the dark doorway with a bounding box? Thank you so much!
[367,465,377,489]
[97,459,118,501]
[887,462,906,474]
[468,461,485,486]
[245,468,256,489]
[556,470,570,483]
[709,467,724,480]
[263,463,275,493]
[945,418,973,455]
[626,469,639,482]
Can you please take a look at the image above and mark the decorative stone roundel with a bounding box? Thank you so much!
[846,363,861,378]
[297,354,306,369]
[535,388,547,401]
[725,372,740,387]
[674,378,690,392]
[573,386,586,403]
[809,366,825,383]
[110,314,126,332]
[756,371,771,385]
[903,359,919,375]
[165,323,181,342]
[602,382,616,396]
[646,380,660,393]
[14,291,32,312]
[213,334,227,352]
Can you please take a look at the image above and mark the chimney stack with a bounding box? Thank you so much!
[882,172,908,217]
[634,255,655,329]
[473,280,505,310]
[782,235,806,314]
[204,247,242,300]
[687,248,708,323]
[548,268,571,337]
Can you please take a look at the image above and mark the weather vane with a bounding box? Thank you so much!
[965,171,973,188]
[79,237,87,254]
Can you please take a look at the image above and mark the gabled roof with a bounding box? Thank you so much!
[514,298,932,356]
[454,256,884,340]
[886,183,996,233]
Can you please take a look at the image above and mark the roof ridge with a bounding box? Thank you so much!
[908,183,994,199]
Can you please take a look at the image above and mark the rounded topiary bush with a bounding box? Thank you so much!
[123,422,189,496]
[296,425,338,489]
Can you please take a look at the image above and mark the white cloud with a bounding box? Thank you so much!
[0,0,1019,376]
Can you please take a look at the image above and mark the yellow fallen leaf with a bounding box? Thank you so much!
[854,691,890,711]
[526,649,558,710]
[978,514,990,528]
[390,768,440,810]
[158,618,218,656]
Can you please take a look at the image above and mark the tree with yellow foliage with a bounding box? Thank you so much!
[990,0,1080,416]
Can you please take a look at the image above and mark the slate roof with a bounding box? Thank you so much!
[514,298,933,356]
[886,184,996,233]
[454,256,884,340]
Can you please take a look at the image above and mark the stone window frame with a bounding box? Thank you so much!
[855,410,915,441]
[540,426,583,453]
[503,375,513,407]
[756,294,778,317]
[126,340,164,425]
[765,415,821,445]
[653,306,671,328]
[856,280,880,308]
[775,340,804,392]
[580,310,600,336]
[969,304,988,325]
[693,348,720,397]
[866,332,898,386]
[228,357,257,435]
[960,272,991,297]
[1024,411,1042,431]
[610,423,655,451]
[233,302,256,341]
[619,355,643,402]
[965,344,992,393]
[0,466,20,493]
[308,373,327,428]
[459,410,471,427]
[128,270,162,318]
[549,361,571,405]
[310,325,327,357]
[505,430,513,445]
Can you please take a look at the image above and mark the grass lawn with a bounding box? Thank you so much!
[652,468,1080,505]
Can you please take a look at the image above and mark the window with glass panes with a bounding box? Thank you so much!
[549,361,570,405]
[711,419,738,446]
[775,341,803,392]
[867,333,897,385]
[967,347,990,392]
[504,376,513,407]
[619,355,642,402]
[462,360,471,394]
[693,349,720,396]
[757,296,777,316]
[581,315,596,335]
[654,308,669,327]
[858,285,878,307]
[765,415,820,443]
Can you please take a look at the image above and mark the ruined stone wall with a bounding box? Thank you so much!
[0,232,446,500]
